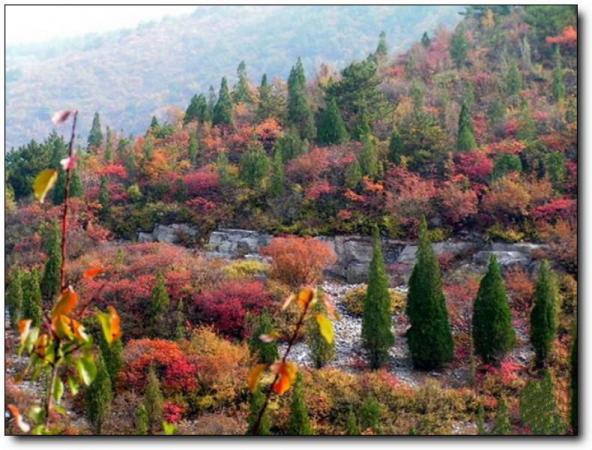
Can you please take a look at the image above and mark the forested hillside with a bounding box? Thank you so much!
[6,5,462,149]
[5,5,578,436]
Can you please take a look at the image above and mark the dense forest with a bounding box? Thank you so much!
[5,5,577,436]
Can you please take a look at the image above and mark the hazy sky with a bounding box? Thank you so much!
[6,5,198,46]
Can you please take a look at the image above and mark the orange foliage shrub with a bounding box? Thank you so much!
[505,267,534,313]
[261,236,337,287]
[482,174,531,221]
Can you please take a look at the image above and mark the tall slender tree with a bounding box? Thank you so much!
[247,388,271,435]
[234,61,253,104]
[6,268,24,327]
[450,25,469,68]
[41,224,61,302]
[287,372,313,435]
[457,102,477,151]
[406,218,454,370]
[306,290,336,368]
[375,31,388,59]
[362,226,394,369]
[257,74,273,120]
[213,77,233,126]
[287,58,315,140]
[531,260,559,368]
[88,112,103,149]
[22,269,43,327]
[317,97,349,145]
[248,310,279,365]
[85,356,112,434]
[358,132,379,178]
[472,255,515,364]
[98,175,110,222]
[144,366,164,435]
[147,273,170,338]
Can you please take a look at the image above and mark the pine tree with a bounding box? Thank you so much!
[505,61,523,96]
[99,330,123,385]
[173,299,187,341]
[184,94,200,124]
[149,116,159,130]
[359,397,381,432]
[247,388,271,435]
[239,143,271,189]
[188,134,199,165]
[345,406,360,435]
[520,370,566,435]
[570,327,578,434]
[421,31,431,48]
[492,397,512,435]
[135,404,149,435]
[375,31,388,59]
[22,270,43,326]
[344,159,362,189]
[144,366,164,435]
[269,149,285,197]
[248,310,279,364]
[358,133,379,179]
[406,218,454,370]
[552,47,566,102]
[457,102,477,151]
[40,224,61,302]
[388,130,403,164]
[98,175,110,222]
[287,58,315,140]
[274,129,307,163]
[531,260,558,368]
[184,93,209,124]
[213,77,233,126]
[472,255,515,364]
[362,226,394,369]
[317,97,348,145]
[6,268,24,327]
[233,61,253,104]
[85,356,112,434]
[88,112,103,149]
[104,126,113,162]
[450,25,469,68]
[306,290,336,368]
[257,73,273,120]
[147,273,170,338]
[287,372,313,435]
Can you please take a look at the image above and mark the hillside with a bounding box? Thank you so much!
[5,5,462,149]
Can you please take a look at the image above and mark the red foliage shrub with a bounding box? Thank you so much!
[485,139,526,155]
[454,151,493,184]
[163,401,186,424]
[481,359,525,385]
[305,180,335,201]
[121,339,198,393]
[193,281,274,338]
[533,198,576,222]
[546,26,577,46]
[438,180,478,226]
[183,166,220,196]
[287,147,331,182]
[261,236,337,288]
[98,164,128,179]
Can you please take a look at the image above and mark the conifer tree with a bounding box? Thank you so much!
[99,330,123,385]
[375,31,388,59]
[421,31,431,48]
[287,58,315,140]
[274,129,307,163]
[207,85,217,118]
[359,397,381,432]
[239,143,271,189]
[248,310,279,364]
[406,218,454,370]
[41,224,61,302]
[306,291,336,368]
[531,260,558,368]
[147,273,170,338]
[317,97,348,145]
[492,397,512,435]
[257,74,273,120]
[184,94,209,124]
[6,268,24,327]
[149,116,159,130]
[22,269,43,326]
[344,159,362,189]
[144,366,164,435]
[88,112,103,149]
[213,77,233,126]
[552,47,566,102]
[450,25,469,68]
[345,406,360,435]
[457,102,477,151]
[135,404,149,435]
[388,130,403,164]
[287,373,313,435]
[362,226,394,369]
[234,61,253,104]
[570,327,578,434]
[104,126,113,162]
[247,388,271,435]
[520,370,566,435]
[173,299,187,341]
[505,61,523,96]
[85,356,112,434]
[188,134,199,165]
[184,94,201,124]
[358,133,379,179]
[269,149,285,197]
[472,255,515,364]
[98,175,110,222]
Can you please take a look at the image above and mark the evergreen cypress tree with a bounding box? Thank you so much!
[457,102,477,151]
[287,372,313,435]
[362,226,394,369]
[173,299,187,341]
[41,224,61,302]
[492,397,512,435]
[306,290,336,368]
[188,134,199,165]
[98,175,110,222]
[144,366,164,435]
[184,94,201,124]
[22,270,43,326]
[150,116,159,130]
[317,97,349,145]
[570,327,578,434]
[450,25,469,68]
[234,61,253,104]
[358,133,379,179]
[359,397,381,432]
[135,404,149,435]
[104,126,113,162]
[213,77,233,126]
[388,130,403,164]
[85,356,112,434]
[207,85,217,118]
[531,260,558,368]
[99,330,123,385]
[257,74,273,120]
[6,268,24,327]
[247,388,271,435]
[88,112,103,149]
[406,218,454,370]
[147,273,170,338]
[345,406,360,435]
[520,370,566,435]
[552,47,566,102]
[269,149,285,197]
[274,129,307,163]
[344,159,362,189]
[472,255,515,364]
[421,31,431,48]
[287,58,315,140]
[248,310,279,364]
[505,61,523,96]
[375,31,388,59]
[184,94,209,124]
[239,143,271,189]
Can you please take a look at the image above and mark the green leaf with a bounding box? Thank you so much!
[67,376,80,396]
[52,377,64,404]
[316,313,334,344]
[162,421,177,435]
[33,169,58,203]
[76,355,97,386]
[27,406,44,426]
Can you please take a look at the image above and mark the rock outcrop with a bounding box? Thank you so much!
[138,224,199,244]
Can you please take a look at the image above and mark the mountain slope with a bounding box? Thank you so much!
[6,5,462,149]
